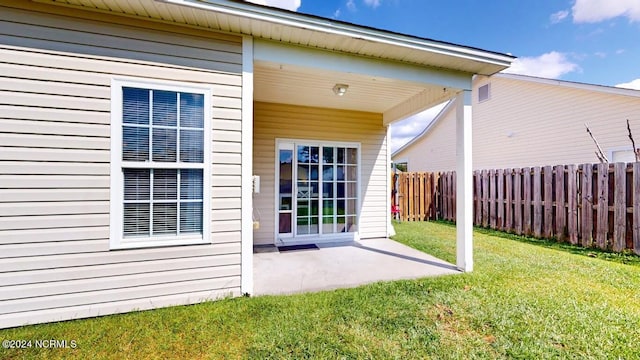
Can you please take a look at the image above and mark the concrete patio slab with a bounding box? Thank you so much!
[253,238,461,296]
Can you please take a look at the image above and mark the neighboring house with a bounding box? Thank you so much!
[392,73,640,171]
[0,0,512,328]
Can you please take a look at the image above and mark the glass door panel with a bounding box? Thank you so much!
[278,147,293,236]
[297,145,319,235]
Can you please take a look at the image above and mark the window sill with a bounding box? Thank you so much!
[110,235,209,250]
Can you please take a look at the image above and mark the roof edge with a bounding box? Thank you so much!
[160,0,514,69]
[496,73,640,98]
[391,100,455,159]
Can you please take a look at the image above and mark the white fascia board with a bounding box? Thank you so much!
[158,0,513,68]
[254,39,471,90]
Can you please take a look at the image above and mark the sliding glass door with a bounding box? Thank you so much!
[277,140,359,242]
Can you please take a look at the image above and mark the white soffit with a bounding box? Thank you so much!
[254,62,451,113]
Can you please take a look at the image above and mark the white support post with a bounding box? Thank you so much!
[241,36,254,294]
[455,90,473,272]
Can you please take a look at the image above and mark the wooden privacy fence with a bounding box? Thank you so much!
[392,163,640,254]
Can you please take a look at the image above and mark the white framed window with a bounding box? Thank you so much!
[110,79,211,249]
[609,148,637,163]
[478,83,491,103]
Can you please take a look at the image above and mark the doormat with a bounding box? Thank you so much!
[277,244,319,252]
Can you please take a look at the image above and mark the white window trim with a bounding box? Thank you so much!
[274,138,361,245]
[109,78,212,250]
[608,146,637,163]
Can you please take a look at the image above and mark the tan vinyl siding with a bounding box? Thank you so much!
[473,76,640,169]
[253,102,388,245]
[0,1,243,328]
[393,76,640,171]
[393,107,457,172]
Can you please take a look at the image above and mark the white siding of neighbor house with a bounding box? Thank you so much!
[0,1,244,328]
[253,102,388,245]
[393,105,456,172]
[394,75,640,171]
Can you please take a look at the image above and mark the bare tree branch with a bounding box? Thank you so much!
[585,123,609,163]
[627,119,639,162]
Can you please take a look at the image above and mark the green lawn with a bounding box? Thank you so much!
[2,221,640,359]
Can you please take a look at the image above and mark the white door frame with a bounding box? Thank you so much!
[274,138,361,245]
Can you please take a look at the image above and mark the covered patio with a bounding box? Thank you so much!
[253,238,459,295]
[237,1,513,295]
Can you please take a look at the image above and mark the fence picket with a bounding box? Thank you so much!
[474,172,481,225]
[567,164,578,244]
[613,163,626,252]
[596,163,609,249]
[555,165,566,241]
[482,170,489,227]
[544,165,554,238]
[514,168,522,235]
[533,167,543,237]
[497,169,504,230]
[634,163,640,255]
[523,167,532,235]
[506,169,513,231]
[490,169,497,228]
[581,164,594,247]
[452,172,457,219]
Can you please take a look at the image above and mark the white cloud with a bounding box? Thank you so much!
[390,102,448,153]
[572,0,640,23]
[363,0,381,9]
[332,8,341,18]
[246,0,301,12]
[502,51,579,79]
[346,0,356,11]
[616,79,640,90]
[550,10,569,23]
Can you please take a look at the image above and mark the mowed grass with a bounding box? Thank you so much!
[2,221,640,359]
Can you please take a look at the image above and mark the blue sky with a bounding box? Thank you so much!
[248,0,640,150]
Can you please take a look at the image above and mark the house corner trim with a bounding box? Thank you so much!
[241,35,254,295]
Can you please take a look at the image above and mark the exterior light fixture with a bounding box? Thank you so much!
[332,84,349,96]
